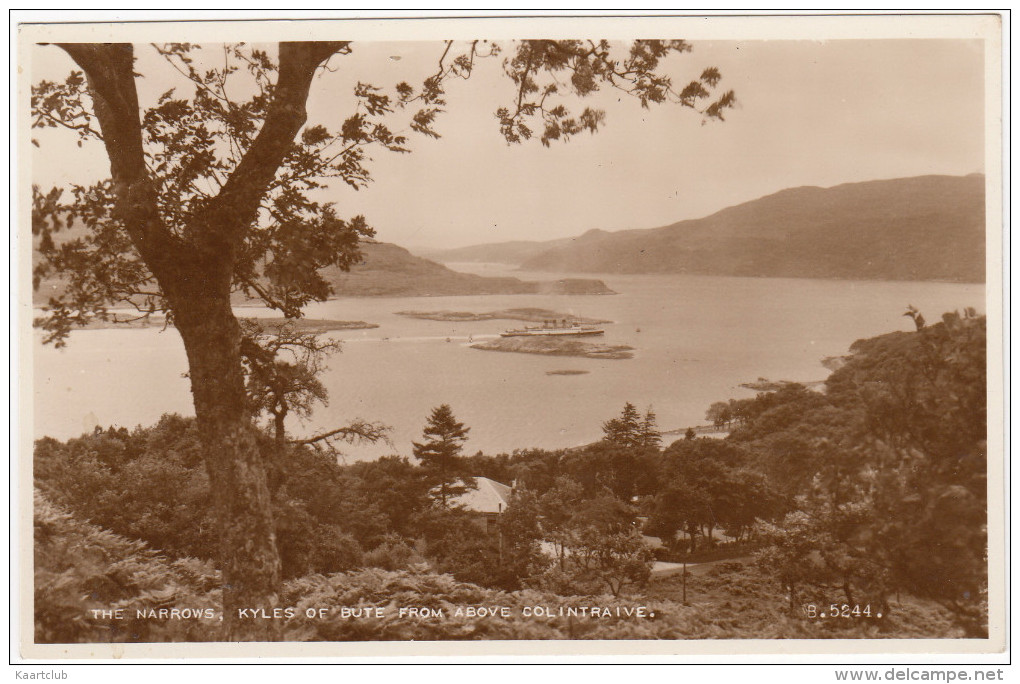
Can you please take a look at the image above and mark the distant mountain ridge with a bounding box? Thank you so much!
[32,239,615,306]
[313,241,615,296]
[429,175,986,283]
[417,235,583,265]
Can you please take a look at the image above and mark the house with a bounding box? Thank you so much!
[453,476,512,533]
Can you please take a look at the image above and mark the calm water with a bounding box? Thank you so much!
[33,267,984,460]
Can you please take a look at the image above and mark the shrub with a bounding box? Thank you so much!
[35,495,966,643]
[33,491,221,644]
[533,527,653,597]
[311,524,364,574]
[34,416,218,562]
[362,538,426,571]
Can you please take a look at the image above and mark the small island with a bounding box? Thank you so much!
[396,307,612,325]
[248,318,379,333]
[471,337,634,360]
[38,315,378,334]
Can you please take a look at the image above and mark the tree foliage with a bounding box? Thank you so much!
[747,310,988,635]
[418,489,549,592]
[412,404,473,506]
[34,416,363,579]
[32,40,734,338]
[238,319,339,443]
[33,43,383,335]
[534,493,653,597]
[649,438,777,551]
[37,489,966,643]
[601,402,661,448]
[34,415,217,562]
[494,40,735,146]
[31,40,733,638]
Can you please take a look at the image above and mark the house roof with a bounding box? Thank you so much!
[455,476,512,514]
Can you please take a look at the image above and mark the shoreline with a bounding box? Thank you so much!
[396,307,612,325]
[33,315,380,334]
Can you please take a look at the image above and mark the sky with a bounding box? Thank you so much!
[30,38,986,250]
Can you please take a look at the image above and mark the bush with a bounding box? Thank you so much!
[34,415,387,578]
[652,540,760,564]
[36,494,967,643]
[362,538,426,571]
[34,416,218,562]
[533,528,653,597]
[311,524,364,574]
[33,491,221,644]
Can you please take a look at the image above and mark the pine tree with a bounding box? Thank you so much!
[602,402,660,448]
[602,402,642,446]
[640,407,662,448]
[412,405,472,506]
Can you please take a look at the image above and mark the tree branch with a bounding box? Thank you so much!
[239,276,302,318]
[56,43,180,280]
[33,108,104,140]
[208,42,349,248]
[290,420,391,449]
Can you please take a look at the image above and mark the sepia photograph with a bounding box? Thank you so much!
[16,13,1005,660]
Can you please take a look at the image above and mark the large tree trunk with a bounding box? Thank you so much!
[174,294,282,641]
[56,40,347,642]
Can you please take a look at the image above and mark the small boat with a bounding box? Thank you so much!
[500,321,605,338]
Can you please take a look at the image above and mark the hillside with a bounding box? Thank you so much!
[35,491,962,643]
[321,241,614,296]
[32,239,614,306]
[448,175,986,282]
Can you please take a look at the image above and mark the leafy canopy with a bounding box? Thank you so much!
[31,40,735,344]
